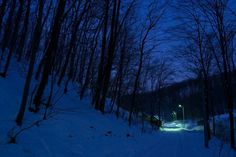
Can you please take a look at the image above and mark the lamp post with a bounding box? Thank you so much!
[178,104,185,126]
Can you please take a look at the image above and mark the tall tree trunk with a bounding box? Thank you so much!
[225,73,235,149]
[0,0,24,77]
[33,0,66,112]
[203,77,210,148]
[128,18,151,125]
[99,0,120,113]
[15,0,45,125]
[1,0,16,56]
[17,0,32,62]
[0,0,8,34]
[128,51,143,126]
[93,0,109,110]
[115,31,126,117]
[217,6,235,147]
[35,56,45,80]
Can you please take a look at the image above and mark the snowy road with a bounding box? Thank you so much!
[1,104,234,157]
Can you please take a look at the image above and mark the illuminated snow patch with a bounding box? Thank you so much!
[160,127,183,132]
[161,121,203,132]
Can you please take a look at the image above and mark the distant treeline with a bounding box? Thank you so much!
[120,72,236,121]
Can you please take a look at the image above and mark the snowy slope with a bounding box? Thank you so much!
[0,64,235,157]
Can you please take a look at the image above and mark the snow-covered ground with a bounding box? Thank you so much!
[0,65,235,157]
[210,112,236,143]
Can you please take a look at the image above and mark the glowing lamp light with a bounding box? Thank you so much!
[178,104,185,126]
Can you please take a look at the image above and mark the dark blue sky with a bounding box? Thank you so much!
[136,0,236,83]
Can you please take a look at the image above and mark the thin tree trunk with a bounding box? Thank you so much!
[15,0,45,125]
[64,49,76,94]
[129,51,143,126]
[80,22,101,99]
[203,77,210,148]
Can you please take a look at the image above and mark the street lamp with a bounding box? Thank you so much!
[178,104,185,126]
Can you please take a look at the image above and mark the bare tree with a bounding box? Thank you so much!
[128,0,167,126]
[197,0,236,149]
[173,0,236,148]
[150,58,174,128]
